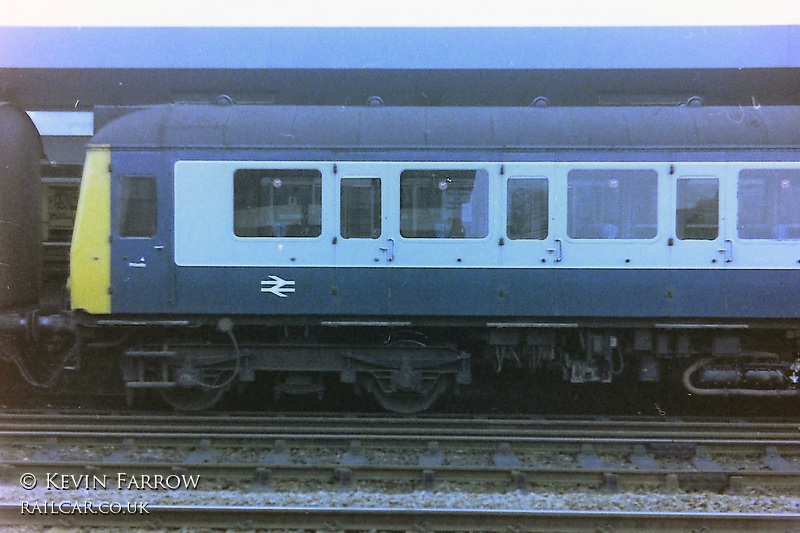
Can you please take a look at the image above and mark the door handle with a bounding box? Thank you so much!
[546,239,563,262]
[717,239,733,263]
[379,238,395,262]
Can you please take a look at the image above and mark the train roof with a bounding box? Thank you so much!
[91,104,800,152]
[0,102,46,159]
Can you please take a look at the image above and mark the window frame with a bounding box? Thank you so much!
[506,176,549,241]
[117,175,158,238]
[233,168,323,238]
[399,168,490,240]
[340,177,382,240]
[566,168,659,240]
[737,168,800,241]
[675,177,720,241]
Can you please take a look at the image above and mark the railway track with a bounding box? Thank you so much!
[1,411,799,531]
[2,409,800,441]
[1,504,799,532]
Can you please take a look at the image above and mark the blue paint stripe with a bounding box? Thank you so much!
[112,266,800,320]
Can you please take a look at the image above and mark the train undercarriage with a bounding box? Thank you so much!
[3,311,800,412]
[120,331,471,413]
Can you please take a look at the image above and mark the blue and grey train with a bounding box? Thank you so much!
[3,102,800,411]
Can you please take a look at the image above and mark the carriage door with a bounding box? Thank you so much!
[333,163,389,314]
[665,169,727,314]
[669,169,726,268]
[501,166,555,266]
[110,153,173,313]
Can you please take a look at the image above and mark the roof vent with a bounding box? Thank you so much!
[686,96,704,107]
[530,96,551,108]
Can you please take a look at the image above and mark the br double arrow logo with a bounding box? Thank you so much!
[260,275,296,298]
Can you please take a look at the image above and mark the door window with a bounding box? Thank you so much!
[341,178,381,239]
[118,176,157,238]
[507,177,548,240]
[676,178,719,240]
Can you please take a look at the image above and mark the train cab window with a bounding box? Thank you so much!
[738,169,800,240]
[400,169,489,239]
[341,178,381,239]
[233,169,322,238]
[117,176,157,238]
[567,169,657,239]
[507,178,548,240]
[676,178,719,240]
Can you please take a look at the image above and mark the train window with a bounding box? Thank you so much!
[400,169,489,239]
[117,176,157,238]
[233,169,322,238]
[676,178,719,240]
[738,169,800,240]
[341,178,381,239]
[507,178,548,240]
[567,169,657,239]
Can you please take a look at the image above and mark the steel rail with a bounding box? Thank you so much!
[2,503,799,532]
[1,430,799,458]
[1,413,799,443]
[2,413,800,465]
[3,460,800,492]
[2,411,799,436]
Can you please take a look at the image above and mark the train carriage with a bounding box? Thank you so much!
[4,103,800,411]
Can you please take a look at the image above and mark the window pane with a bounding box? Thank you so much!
[400,169,488,239]
[507,178,548,240]
[738,169,800,240]
[118,176,157,237]
[341,178,381,239]
[676,178,719,240]
[234,169,322,237]
[567,169,657,239]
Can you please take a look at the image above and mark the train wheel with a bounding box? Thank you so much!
[370,375,449,414]
[159,386,228,411]
[157,356,238,411]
